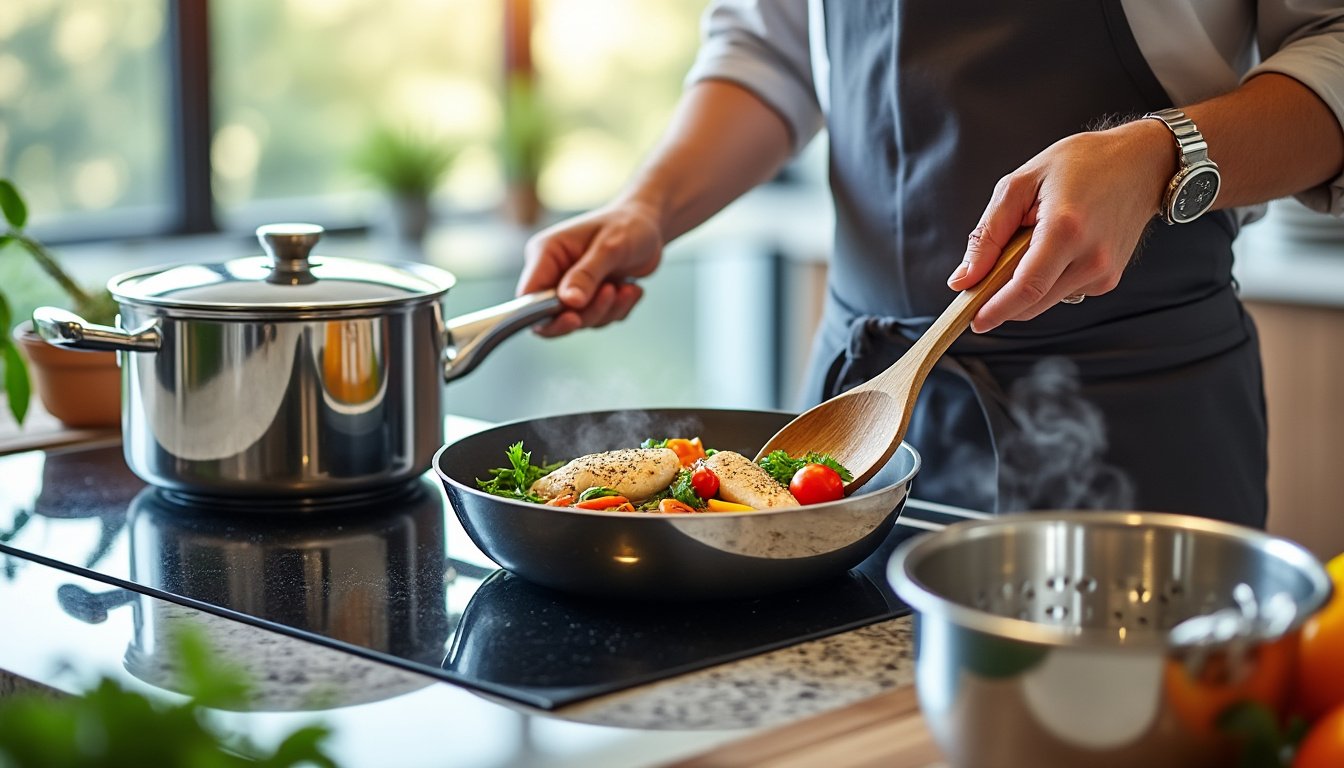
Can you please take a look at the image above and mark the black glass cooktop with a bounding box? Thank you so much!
[0,440,922,709]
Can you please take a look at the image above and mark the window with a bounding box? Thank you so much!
[3,0,707,238]
[0,1,172,236]
[210,0,704,224]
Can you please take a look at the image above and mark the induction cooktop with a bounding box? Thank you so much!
[0,439,944,710]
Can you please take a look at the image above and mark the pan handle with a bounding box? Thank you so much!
[33,307,161,353]
[443,289,562,382]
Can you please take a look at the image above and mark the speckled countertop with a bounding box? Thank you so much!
[0,555,918,768]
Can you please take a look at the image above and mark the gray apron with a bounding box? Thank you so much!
[807,0,1267,527]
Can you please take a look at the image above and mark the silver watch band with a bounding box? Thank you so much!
[1144,108,1210,166]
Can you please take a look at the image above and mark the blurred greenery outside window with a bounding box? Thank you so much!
[0,0,172,237]
[1,0,706,241]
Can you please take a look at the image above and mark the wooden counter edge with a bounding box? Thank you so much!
[665,686,945,768]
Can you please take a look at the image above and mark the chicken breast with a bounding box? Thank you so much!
[704,451,799,509]
[530,447,680,501]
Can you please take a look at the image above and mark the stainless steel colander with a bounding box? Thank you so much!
[887,511,1332,768]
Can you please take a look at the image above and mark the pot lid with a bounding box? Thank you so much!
[109,224,455,313]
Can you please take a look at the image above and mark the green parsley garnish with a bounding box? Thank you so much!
[476,442,563,503]
[756,450,854,487]
[669,469,705,509]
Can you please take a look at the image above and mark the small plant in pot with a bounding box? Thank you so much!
[0,178,121,429]
[500,73,550,229]
[351,123,460,257]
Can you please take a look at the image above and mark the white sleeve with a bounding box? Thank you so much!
[1246,1,1344,216]
[683,0,824,155]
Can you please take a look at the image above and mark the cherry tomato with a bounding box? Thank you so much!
[789,463,844,505]
[690,466,719,499]
[1294,704,1344,768]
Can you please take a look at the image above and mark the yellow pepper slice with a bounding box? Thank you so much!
[706,498,753,512]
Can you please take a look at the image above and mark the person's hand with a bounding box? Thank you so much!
[517,200,664,337]
[947,119,1177,332]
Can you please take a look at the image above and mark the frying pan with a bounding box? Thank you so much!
[433,408,920,600]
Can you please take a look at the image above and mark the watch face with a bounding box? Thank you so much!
[1171,167,1221,224]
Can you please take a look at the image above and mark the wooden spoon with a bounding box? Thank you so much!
[754,227,1035,493]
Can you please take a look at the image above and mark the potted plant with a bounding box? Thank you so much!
[351,123,460,256]
[0,178,121,429]
[500,73,550,228]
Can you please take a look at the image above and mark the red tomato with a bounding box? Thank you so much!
[789,463,844,505]
[690,467,719,499]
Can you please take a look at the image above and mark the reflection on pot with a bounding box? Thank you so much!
[59,477,451,710]
[128,478,450,664]
[33,443,140,568]
[444,568,893,691]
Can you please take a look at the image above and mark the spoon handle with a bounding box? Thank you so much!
[901,227,1035,372]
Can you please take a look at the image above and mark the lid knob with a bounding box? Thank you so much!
[258,223,324,284]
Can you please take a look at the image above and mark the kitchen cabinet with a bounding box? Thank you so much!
[1246,299,1344,561]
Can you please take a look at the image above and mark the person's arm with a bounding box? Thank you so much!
[517,81,793,336]
[619,79,796,243]
[952,73,1344,332]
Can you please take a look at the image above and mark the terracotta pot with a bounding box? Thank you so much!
[503,182,542,228]
[12,322,121,429]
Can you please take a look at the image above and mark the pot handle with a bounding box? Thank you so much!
[443,289,562,382]
[32,307,162,353]
[56,583,135,624]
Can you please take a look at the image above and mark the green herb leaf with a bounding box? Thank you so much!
[757,450,805,486]
[0,179,27,230]
[757,450,853,486]
[801,452,854,483]
[578,486,620,502]
[1216,700,1287,768]
[670,469,704,509]
[1,342,30,426]
[640,438,668,449]
[475,442,563,503]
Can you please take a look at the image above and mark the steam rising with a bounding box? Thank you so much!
[531,409,705,456]
[997,357,1135,512]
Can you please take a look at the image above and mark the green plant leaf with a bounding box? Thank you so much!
[0,291,11,333]
[1,342,29,426]
[170,625,252,709]
[0,179,27,230]
[351,125,459,197]
[1216,700,1287,768]
[258,725,338,768]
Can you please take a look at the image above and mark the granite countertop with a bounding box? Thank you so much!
[0,538,919,768]
[0,417,947,768]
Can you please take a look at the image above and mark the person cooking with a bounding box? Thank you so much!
[515,0,1344,527]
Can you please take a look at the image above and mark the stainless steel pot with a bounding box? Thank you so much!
[887,512,1333,768]
[33,224,558,497]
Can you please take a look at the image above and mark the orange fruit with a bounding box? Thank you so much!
[1294,704,1344,768]
[1164,635,1296,738]
[1294,553,1344,721]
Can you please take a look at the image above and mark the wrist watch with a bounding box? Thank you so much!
[1143,108,1221,225]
